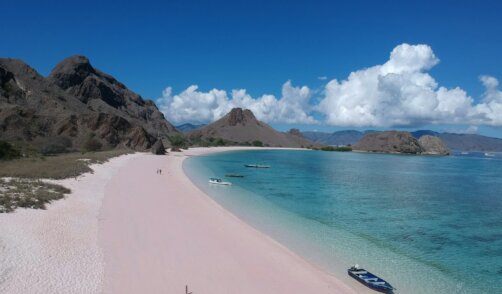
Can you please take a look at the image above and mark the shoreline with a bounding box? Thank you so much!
[0,147,360,293]
[100,147,359,293]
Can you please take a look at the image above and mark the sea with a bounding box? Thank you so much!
[183,149,502,293]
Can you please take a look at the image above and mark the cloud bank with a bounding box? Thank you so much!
[157,43,502,128]
[157,81,316,125]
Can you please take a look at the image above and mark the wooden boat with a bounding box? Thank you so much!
[244,164,270,168]
[225,174,244,178]
[208,178,232,185]
[348,265,395,293]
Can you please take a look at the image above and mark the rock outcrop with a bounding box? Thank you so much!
[187,108,317,148]
[418,135,450,155]
[353,131,422,154]
[151,140,166,155]
[353,131,449,155]
[287,128,302,137]
[0,56,178,153]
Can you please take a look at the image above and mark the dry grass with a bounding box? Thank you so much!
[0,179,71,213]
[0,149,132,179]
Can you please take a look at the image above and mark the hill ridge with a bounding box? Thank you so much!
[0,56,178,153]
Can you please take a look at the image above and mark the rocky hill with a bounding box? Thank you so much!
[0,56,179,153]
[187,108,316,148]
[353,131,449,155]
[411,131,502,152]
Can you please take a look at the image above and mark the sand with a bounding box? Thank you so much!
[0,147,360,293]
[0,154,137,294]
[100,147,358,294]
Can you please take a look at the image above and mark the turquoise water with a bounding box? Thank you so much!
[184,150,502,293]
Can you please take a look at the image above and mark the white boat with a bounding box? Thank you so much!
[209,178,232,185]
[485,153,495,157]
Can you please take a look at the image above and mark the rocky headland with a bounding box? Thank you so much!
[353,131,450,155]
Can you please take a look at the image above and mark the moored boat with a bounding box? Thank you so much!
[225,174,244,178]
[348,265,395,293]
[208,178,232,185]
[244,164,271,168]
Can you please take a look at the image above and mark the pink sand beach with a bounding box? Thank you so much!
[0,147,364,293]
[100,147,358,294]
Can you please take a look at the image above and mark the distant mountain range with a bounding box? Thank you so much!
[187,108,317,148]
[1,56,178,153]
[302,130,502,152]
[175,123,206,133]
[301,130,375,146]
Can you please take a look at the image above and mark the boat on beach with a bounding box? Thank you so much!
[208,178,232,185]
[348,265,395,293]
[244,164,271,168]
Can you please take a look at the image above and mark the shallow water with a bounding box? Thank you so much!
[184,150,502,293]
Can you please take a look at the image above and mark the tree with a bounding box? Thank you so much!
[169,134,187,149]
[252,140,263,147]
[0,141,21,160]
[84,133,102,152]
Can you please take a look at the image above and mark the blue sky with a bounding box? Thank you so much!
[2,0,502,137]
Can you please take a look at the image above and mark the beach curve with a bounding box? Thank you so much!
[100,147,359,294]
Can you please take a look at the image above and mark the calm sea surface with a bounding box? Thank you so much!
[184,150,502,293]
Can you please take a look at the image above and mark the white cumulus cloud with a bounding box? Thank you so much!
[474,75,502,126]
[157,43,502,128]
[156,81,317,125]
[317,43,480,127]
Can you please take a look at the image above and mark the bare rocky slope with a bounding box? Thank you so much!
[353,131,449,155]
[418,135,450,155]
[0,56,179,153]
[187,108,317,148]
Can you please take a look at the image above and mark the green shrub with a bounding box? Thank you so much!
[212,138,225,146]
[39,137,72,155]
[85,139,102,152]
[252,140,263,147]
[320,146,352,152]
[0,141,21,160]
[0,179,71,213]
[169,134,187,148]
